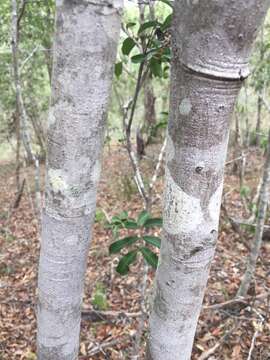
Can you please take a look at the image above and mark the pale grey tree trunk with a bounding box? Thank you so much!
[37,1,122,359]
[146,1,270,360]
[238,131,270,297]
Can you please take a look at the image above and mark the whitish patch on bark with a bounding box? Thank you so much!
[163,169,203,234]
[48,109,56,128]
[209,181,223,224]
[179,98,192,116]
[165,132,175,163]
[48,168,68,192]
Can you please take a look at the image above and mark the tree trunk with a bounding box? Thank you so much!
[238,131,270,297]
[144,76,156,127]
[11,0,41,216]
[256,28,264,147]
[256,94,262,146]
[11,0,34,164]
[244,83,250,147]
[37,1,122,359]
[146,1,270,359]
[232,113,241,175]
[14,110,21,192]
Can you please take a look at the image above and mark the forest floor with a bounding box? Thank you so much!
[0,144,269,360]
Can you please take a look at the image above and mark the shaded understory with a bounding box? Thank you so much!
[0,145,269,360]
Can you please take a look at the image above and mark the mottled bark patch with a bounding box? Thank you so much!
[153,281,168,320]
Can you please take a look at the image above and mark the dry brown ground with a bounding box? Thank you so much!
[0,145,269,360]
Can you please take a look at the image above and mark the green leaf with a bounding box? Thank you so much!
[116,250,138,275]
[161,14,173,31]
[138,20,158,34]
[122,37,136,56]
[140,247,158,269]
[143,218,163,228]
[159,0,173,8]
[126,22,136,29]
[137,210,150,227]
[149,57,162,77]
[92,282,108,310]
[111,216,123,224]
[240,185,251,198]
[109,236,139,254]
[131,53,146,64]
[115,62,122,77]
[161,47,172,62]
[118,211,128,220]
[143,235,161,249]
[124,219,138,229]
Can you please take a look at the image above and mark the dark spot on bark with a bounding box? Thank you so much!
[190,284,202,297]
[177,323,186,334]
[190,246,203,256]
[218,104,225,112]
[239,69,245,81]
[166,279,176,287]
[211,229,217,235]
[195,166,203,174]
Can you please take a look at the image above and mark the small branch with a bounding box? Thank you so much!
[246,307,264,360]
[198,324,236,360]
[84,336,129,358]
[204,293,268,311]
[225,155,244,166]
[131,261,149,359]
[19,45,40,72]
[260,95,270,113]
[13,178,25,208]
[247,328,259,360]
[17,0,27,30]
[149,137,167,192]
[81,309,141,322]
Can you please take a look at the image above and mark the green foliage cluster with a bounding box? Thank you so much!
[109,0,172,141]
[107,210,162,275]
[92,282,108,311]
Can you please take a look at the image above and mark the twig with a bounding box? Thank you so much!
[246,307,264,360]
[19,45,40,72]
[85,336,129,357]
[247,328,259,360]
[13,178,25,208]
[198,323,237,360]
[225,155,244,166]
[203,293,268,311]
[149,137,167,192]
[131,261,149,359]
[81,309,141,322]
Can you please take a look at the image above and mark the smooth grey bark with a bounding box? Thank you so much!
[238,131,270,297]
[146,1,270,360]
[37,1,122,359]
